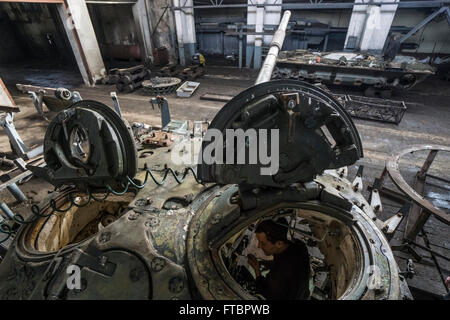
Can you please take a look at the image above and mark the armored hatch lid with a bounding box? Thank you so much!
[28,100,137,191]
[197,80,363,188]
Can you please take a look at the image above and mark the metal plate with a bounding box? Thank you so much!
[197,80,363,188]
[38,100,137,190]
[386,144,450,225]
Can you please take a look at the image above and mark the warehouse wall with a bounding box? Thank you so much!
[147,0,177,61]
[194,8,351,57]
[193,6,450,60]
[88,4,136,47]
[0,9,26,63]
[393,9,450,55]
[195,8,245,57]
[290,9,352,28]
[287,10,351,51]
[87,4,141,61]
[0,3,74,64]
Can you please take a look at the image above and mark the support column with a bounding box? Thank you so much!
[172,0,185,66]
[344,0,398,54]
[246,0,256,68]
[172,0,196,66]
[183,0,196,64]
[0,78,14,109]
[132,0,153,63]
[253,0,265,69]
[57,0,106,85]
[263,0,282,46]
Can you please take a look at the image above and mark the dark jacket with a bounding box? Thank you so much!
[255,240,310,300]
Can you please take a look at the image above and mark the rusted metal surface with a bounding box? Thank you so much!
[156,64,206,81]
[274,51,435,90]
[142,77,181,95]
[142,131,173,148]
[386,145,450,227]
[404,150,438,241]
[0,105,20,113]
[0,78,16,108]
[336,94,407,124]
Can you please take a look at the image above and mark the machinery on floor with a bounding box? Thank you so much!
[0,11,414,300]
[273,50,435,96]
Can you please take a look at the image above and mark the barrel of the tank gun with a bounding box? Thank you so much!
[255,10,291,85]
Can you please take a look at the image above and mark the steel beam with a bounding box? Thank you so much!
[0,0,63,3]
[400,6,450,43]
[170,1,450,10]
[404,150,438,241]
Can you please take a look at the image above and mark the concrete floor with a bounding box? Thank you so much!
[0,64,449,298]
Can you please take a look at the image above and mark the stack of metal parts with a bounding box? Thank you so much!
[102,65,151,93]
[142,77,181,95]
[156,64,206,80]
[334,94,407,124]
[368,145,450,297]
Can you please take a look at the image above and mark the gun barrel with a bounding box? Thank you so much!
[255,10,291,85]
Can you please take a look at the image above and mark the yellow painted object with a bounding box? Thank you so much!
[199,53,206,66]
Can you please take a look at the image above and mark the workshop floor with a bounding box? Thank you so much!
[0,65,449,299]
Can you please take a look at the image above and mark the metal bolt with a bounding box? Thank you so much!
[129,267,144,282]
[99,256,108,267]
[128,212,139,220]
[169,277,184,293]
[230,195,240,204]
[211,213,221,224]
[145,217,159,228]
[287,100,296,110]
[151,257,166,272]
[135,198,147,207]
[98,232,111,244]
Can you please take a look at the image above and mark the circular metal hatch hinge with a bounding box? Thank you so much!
[32,100,137,191]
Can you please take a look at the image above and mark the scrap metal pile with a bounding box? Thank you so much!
[101,65,152,93]
[142,77,182,95]
[155,64,206,81]
[2,10,448,301]
[273,50,435,91]
[0,79,412,300]
[0,11,415,301]
[334,94,407,124]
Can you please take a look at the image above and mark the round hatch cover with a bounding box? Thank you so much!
[40,100,137,191]
[197,80,363,188]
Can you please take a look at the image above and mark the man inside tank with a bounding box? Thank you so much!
[246,218,310,300]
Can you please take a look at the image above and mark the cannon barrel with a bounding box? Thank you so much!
[255,10,291,85]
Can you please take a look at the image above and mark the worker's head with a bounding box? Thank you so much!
[255,218,290,255]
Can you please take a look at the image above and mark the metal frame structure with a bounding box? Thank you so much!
[400,6,450,43]
[378,145,450,241]
[172,1,450,10]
